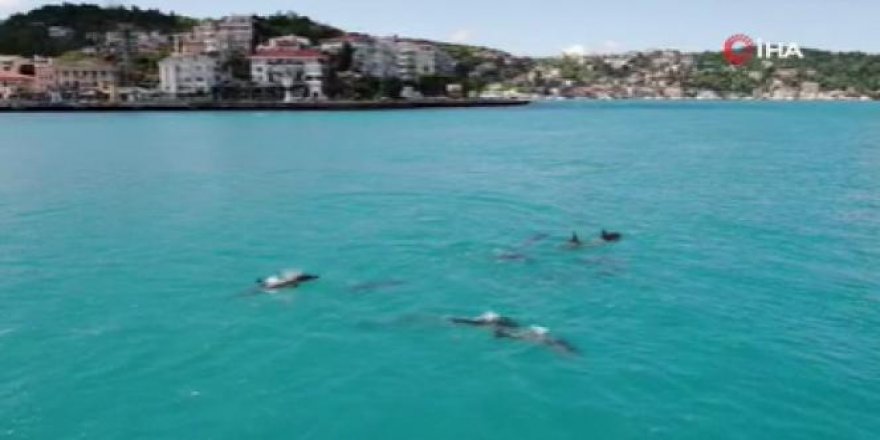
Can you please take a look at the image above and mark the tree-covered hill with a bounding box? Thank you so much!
[0,4,346,57]
[252,12,343,44]
[0,3,195,56]
[689,49,880,94]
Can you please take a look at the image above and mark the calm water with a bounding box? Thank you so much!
[1,102,879,439]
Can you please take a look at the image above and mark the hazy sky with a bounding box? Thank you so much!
[1,0,878,55]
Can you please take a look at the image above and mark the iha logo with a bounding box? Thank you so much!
[723,34,804,66]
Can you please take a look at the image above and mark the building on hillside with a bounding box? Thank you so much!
[53,58,120,96]
[393,40,456,81]
[135,31,173,53]
[158,54,224,96]
[32,57,56,92]
[105,29,171,55]
[48,26,74,39]
[216,15,254,52]
[318,35,455,80]
[249,49,325,99]
[320,34,399,78]
[257,35,312,52]
[174,37,208,56]
[174,15,254,56]
[361,37,398,78]
[320,33,373,53]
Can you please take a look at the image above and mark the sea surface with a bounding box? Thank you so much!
[1,101,878,439]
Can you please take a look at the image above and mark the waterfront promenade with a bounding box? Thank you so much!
[0,98,530,113]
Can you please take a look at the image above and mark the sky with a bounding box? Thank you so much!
[1,0,879,55]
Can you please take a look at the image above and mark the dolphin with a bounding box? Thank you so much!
[520,232,551,248]
[350,280,406,293]
[495,252,529,262]
[494,325,579,355]
[496,233,550,262]
[448,311,521,329]
[257,271,320,291]
[565,230,623,249]
[567,231,583,247]
[601,230,623,243]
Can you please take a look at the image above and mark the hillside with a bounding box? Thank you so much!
[252,12,343,43]
[0,3,194,56]
[0,4,345,57]
[527,49,880,98]
[690,49,880,93]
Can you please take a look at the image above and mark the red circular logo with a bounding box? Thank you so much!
[723,34,756,66]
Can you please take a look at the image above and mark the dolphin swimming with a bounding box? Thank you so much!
[350,280,406,293]
[495,252,529,262]
[257,270,320,291]
[448,311,521,329]
[600,230,623,243]
[494,325,579,355]
[496,233,551,262]
[520,232,551,248]
[566,230,624,249]
[567,232,583,248]
[450,312,578,356]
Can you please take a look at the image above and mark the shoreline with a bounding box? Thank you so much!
[0,99,531,113]
[527,96,879,103]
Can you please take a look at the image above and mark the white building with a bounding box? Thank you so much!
[158,55,224,95]
[174,15,254,56]
[393,40,455,80]
[319,35,454,80]
[257,35,311,52]
[48,26,73,39]
[250,49,325,99]
[104,30,171,54]
[320,34,393,78]
[364,38,399,78]
[216,16,254,53]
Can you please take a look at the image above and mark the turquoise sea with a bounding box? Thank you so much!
[1,101,879,439]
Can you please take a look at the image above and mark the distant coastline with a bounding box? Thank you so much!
[531,95,878,103]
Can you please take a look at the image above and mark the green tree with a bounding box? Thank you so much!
[335,42,355,72]
[221,52,251,81]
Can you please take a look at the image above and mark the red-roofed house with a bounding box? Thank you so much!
[250,49,326,99]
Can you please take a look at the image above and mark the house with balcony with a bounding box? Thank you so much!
[250,49,326,99]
